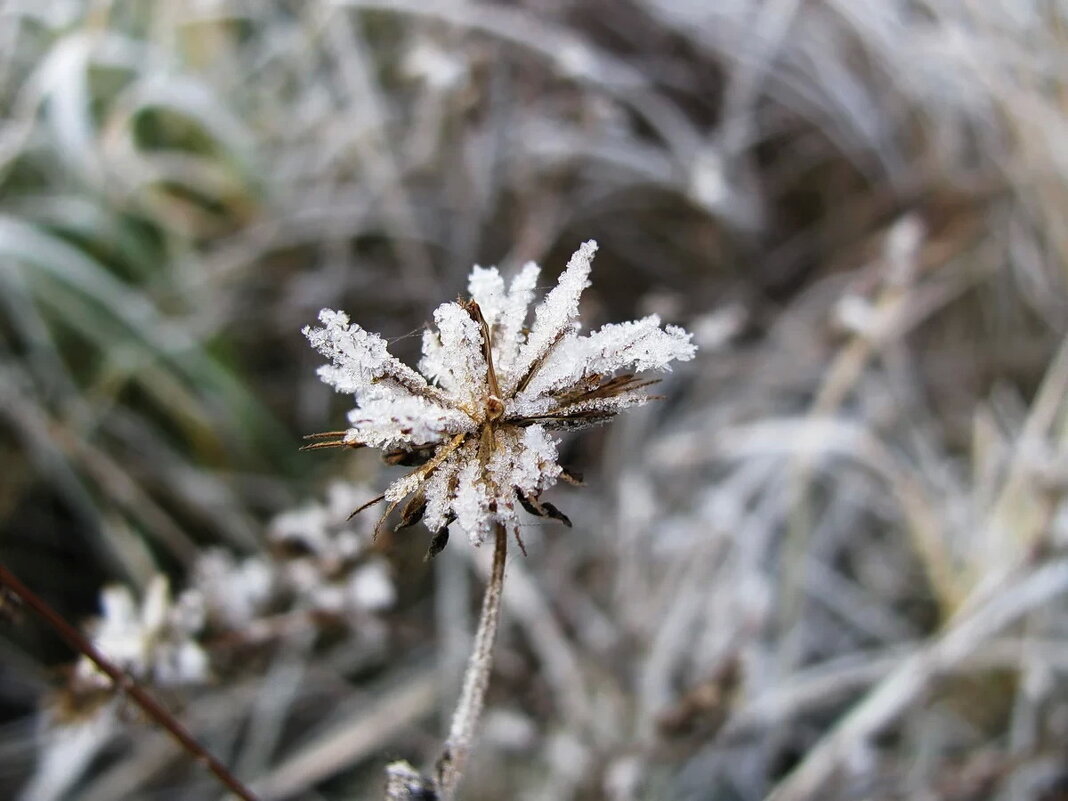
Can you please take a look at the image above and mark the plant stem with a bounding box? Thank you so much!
[434,524,508,800]
[0,562,260,801]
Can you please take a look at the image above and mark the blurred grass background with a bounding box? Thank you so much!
[3,1,1068,800]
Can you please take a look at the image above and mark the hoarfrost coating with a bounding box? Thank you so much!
[303,241,696,547]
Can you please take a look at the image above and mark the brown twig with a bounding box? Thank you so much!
[0,562,260,801]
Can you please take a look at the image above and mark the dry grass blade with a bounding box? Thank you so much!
[298,440,357,452]
[767,559,1068,801]
[252,673,438,801]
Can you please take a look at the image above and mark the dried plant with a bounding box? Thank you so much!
[0,564,259,801]
[303,241,695,554]
[304,241,695,797]
[4,2,1068,800]
[10,480,398,801]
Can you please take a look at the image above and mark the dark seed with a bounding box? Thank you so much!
[425,529,450,561]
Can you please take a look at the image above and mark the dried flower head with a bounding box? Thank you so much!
[267,481,397,615]
[303,241,696,551]
[188,481,396,638]
[71,575,208,694]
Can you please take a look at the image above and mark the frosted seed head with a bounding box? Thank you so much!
[304,240,696,550]
[74,576,209,690]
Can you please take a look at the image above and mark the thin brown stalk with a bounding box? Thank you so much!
[298,440,352,451]
[0,563,260,801]
[434,524,508,800]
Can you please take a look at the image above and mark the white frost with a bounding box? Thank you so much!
[504,241,596,395]
[469,261,540,375]
[305,240,696,546]
[453,457,492,545]
[429,301,488,408]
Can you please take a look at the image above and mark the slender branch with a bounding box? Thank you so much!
[0,562,260,801]
[434,524,508,800]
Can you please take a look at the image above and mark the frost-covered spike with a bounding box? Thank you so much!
[512,331,583,401]
[468,266,507,324]
[468,262,539,331]
[544,391,658,420]
[422,446,465,532]
[370,471,430,538]
[480,426,560,537]
[516,425,561,493]
[304,309,435,401]
[487,424,561,497]
[495,262,541,375]
[431,301,489,408]
[384,470,430,505]
[464,262,541,380]
[452,458,492,545]
[375,432,472,538]
[519,314,696,399]
[584,315,697,374]
[507,387,651,431]
[419,328,455,391]
[505,241,596,394]
[345,395,473,450]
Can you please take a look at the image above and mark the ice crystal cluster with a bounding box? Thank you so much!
[304,241,696,547]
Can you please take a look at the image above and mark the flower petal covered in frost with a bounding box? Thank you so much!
[304,240,697,547]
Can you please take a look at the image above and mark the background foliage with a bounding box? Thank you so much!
[3,2,1068,800]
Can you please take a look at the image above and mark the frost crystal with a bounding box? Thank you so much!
[304,240,696,548]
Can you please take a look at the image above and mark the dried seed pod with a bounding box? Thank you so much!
[303,241,695,552]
